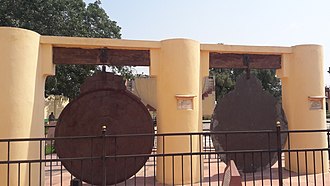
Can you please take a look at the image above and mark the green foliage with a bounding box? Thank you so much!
[326,111,330,119]
[45,145,56,155]
[108,66,135,81]
[252,69,281,98]
[210,69,281,100]
[0,0,121,38]
[0,0,133,99]
[45,64,98,99]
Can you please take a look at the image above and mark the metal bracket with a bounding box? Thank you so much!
[99,48,108,64]
[102,65,106,72]
[243,55,250,79]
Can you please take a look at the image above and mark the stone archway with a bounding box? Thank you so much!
[0,27,328,185]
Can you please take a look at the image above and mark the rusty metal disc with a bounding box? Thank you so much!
[55,72,154,185]
[210,74,287,173]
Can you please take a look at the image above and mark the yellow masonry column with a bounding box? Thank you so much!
[0,27,53,186]
[200,51,213,119]
[156,39,202,184]
[278,44,329,174]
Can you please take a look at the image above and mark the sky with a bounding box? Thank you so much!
[85,0,330,85]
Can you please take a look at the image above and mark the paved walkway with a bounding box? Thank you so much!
[44,154,329,186]
[44,122,330,185]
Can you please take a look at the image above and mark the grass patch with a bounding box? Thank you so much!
[45,145,56,155]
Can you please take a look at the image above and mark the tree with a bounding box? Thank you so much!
[252,69,281,98]
[0,0,133,99]
[210,69,281,100]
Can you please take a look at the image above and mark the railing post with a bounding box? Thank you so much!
[328,129,330,160]
[102,125,107,186]
[276,121,283,186]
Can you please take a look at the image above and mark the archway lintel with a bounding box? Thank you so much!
[53,47,150,66]
[209,53,282,69]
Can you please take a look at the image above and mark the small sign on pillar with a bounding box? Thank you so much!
[175,95,196,110]
[308,96,326,110]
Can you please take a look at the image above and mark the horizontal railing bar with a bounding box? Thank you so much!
[280,129,329,133]
[2,129,329,142]
[3,148,329,165]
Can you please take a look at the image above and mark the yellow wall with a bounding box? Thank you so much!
[156,39,202,184]
[44,95,69,120]
[132,78,157,109]
[200,51,212,121]
[277,45,329,173]
[132,77,215,119]
[150,49,160,77]
[200,50,214,118]
[0,27,54,186]
[1,26,328,184]
[202,92,215,118]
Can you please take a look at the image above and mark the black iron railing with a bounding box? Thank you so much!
[0,125,329,186]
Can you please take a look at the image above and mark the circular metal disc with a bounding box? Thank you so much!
[55,74,154,185]
[210,74,287,173]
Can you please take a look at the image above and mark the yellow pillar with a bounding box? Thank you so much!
[149,49,160,77]
[278,44,329,174]
[156,39,202,184]
[0,27,53,185]
[200,51,213,119]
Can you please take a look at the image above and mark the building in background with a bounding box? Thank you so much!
[44,95,69,122]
